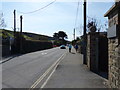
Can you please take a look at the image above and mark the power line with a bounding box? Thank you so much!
[73,1,80,40]
[17,0,56,14]
[74,1,80,29]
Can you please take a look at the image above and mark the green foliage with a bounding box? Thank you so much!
[53,31,68,40]
[53,31,68,45]
[23,34,33,40]
[6,32,14,37]
[53,33,58,40]
[76,37,80,41]
[0,30,2,37]
[1,29,52,42]
[53,40,63,46]
[58,31,67,40]
[72,36,82,45]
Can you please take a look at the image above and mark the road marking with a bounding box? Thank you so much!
[40,65,56,88]
[40,52,66,88]
[29,52,67,90]
[41,53,47,55]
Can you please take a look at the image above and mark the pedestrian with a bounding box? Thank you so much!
[68,44,72,53]
[75,44,78,52]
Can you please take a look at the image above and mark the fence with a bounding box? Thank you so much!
[2,39,53,56]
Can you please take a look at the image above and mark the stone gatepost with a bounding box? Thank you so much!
[87,26,99,73]
[104,2,120,88]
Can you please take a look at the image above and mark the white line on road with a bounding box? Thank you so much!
[40,65,56,88]
[41,53,47,55]
[40,52,67,88]
[29,52,67,90]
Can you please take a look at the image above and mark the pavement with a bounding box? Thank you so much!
[44,48,108,88]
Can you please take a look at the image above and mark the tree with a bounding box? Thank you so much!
[53,33,58,40]
[0,12,6,29]
[76,37,80,41]
[53,31,68,45]
[58,31,67,40]
[87,16,107,32]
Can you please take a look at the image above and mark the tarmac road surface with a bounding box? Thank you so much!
[2,47,67,88]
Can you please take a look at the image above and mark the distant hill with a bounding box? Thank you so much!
[0,29,54,42]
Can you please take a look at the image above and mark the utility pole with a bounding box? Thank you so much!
[13,10,16,38]
[13,10,16,53]
[20,15,23,53]
[83,0,87,64]
[84,1,86,36]
[73,28,75,40]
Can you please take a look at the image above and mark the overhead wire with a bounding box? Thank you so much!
[74,1,80,29]
[17,0,56,14]
[73,1,80,40]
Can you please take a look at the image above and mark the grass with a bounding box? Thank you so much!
[0,29,53,42]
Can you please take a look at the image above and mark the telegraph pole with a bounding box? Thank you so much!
[73,28,75,40]
[83,0,87,64]
[13,10,17,53]
[20,15,23,35]
[20,15,23,53]
[84,1,86,36]
[13,10,16,39]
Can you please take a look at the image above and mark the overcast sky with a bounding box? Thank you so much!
[2,0,114,41]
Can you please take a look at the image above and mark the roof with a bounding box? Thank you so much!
[104,4,116,17]
[104,2,120,17]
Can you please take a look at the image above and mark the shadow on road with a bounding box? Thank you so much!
[2,54,23,64]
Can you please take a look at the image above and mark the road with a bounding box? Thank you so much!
[2,47,67,88]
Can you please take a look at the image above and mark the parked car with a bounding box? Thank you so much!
[53,45,58,47]
[60,45,66,49]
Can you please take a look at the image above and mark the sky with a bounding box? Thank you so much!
[1,0,114,41]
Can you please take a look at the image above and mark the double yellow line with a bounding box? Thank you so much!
[29,52,67,90]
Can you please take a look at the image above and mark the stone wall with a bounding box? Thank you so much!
[87,32,108,73]
[87,32,99,72]
[104,2,120,89]
[87,34,90,68]
[108,38,120,88]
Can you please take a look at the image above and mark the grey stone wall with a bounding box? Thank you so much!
[108,38,120,88]
[105,2,120,88]
[87,32,108,73]
[87,34,90,68]
[87,32,98,72]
